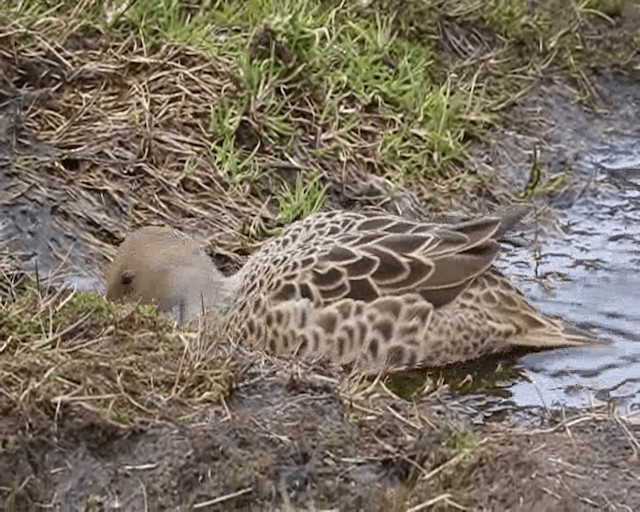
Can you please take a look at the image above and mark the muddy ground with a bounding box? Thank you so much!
[1,2,639,511]
[2,370,640,511]
[1,257,638,510]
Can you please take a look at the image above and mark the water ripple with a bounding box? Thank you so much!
[489,136,640,415]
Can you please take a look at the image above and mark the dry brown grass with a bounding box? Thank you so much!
[2,1,637,284]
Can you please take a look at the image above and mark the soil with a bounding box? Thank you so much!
[1,354,638,511]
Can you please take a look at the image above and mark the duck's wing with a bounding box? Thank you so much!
[297,213,507,308]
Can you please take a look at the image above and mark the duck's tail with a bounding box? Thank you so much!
[509,320,600,349]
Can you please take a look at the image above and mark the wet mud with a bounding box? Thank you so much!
[1,354,638,511]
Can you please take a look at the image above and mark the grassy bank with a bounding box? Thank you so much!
[1,0,638,268]
[1,243,639,510]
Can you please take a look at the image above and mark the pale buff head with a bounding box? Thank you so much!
[105,225,233,325]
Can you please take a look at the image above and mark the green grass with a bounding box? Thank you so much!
[277,168,327,223]
[4,0,637,221]
[0,287,114,346]
[580,0,630,17]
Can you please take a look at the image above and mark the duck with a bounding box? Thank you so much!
[105,206,595,373]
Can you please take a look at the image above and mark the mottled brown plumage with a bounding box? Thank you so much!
[105,207,595,373]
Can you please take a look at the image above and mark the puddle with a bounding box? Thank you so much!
[445,78,640,421]
[0,198,104,292]
[495,138,640,414]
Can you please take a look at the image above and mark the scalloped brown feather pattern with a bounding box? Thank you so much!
[105,208,596,374]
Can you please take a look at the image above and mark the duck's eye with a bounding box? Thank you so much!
[121,269,136,286]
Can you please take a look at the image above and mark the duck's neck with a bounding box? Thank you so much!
[202,268,242,313]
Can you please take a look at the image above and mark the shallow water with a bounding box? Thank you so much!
[453,135,640,419]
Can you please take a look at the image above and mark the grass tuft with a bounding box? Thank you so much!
[277,169,328,223]
[0,244,239,428]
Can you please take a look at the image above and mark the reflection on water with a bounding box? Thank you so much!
[441,136,640,420]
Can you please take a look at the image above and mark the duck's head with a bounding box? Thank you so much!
[105,225,232,325]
